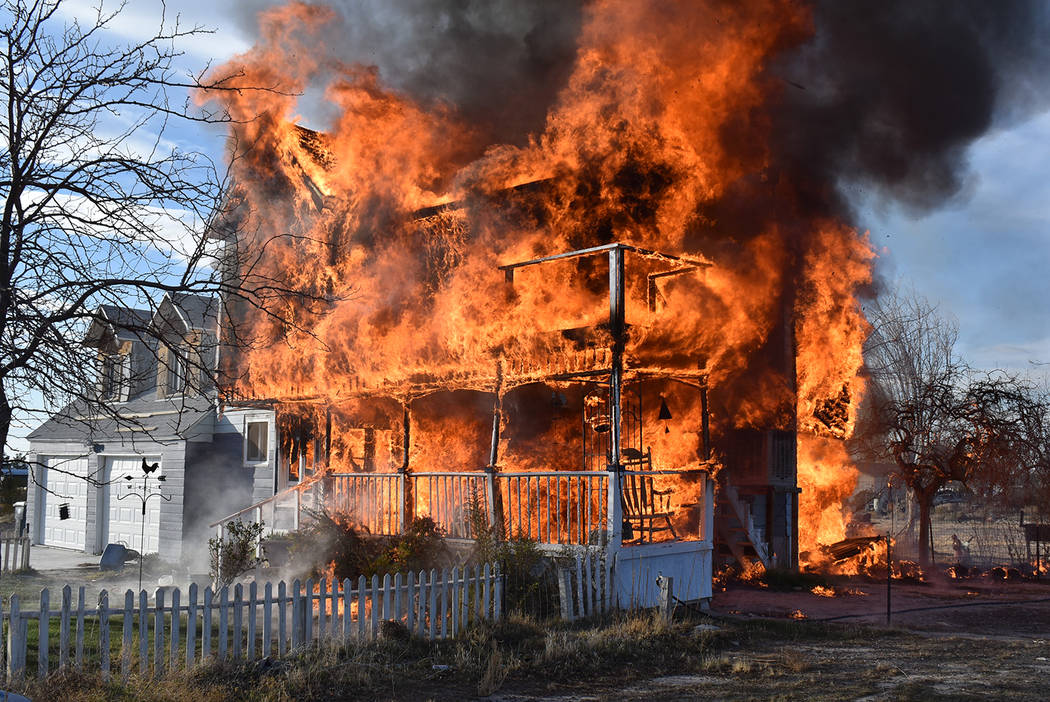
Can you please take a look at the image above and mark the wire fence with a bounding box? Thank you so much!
[866,496,1046,572]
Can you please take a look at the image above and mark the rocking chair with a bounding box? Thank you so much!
[620,447,677,543]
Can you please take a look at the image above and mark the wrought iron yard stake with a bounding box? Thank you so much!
[117,458,171,592]
[886,533,892,626]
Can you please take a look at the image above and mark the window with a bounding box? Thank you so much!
[101,352,130,401]
[245,421,268,462]
[166,344,186,395]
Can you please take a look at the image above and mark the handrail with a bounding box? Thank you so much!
[496,471,606,478]
[620,469,712,476]
[208,479,318,528]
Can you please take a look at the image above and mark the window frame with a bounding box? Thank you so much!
[101,351,130,402]
[244,420,269,464]
[166,343,187,396]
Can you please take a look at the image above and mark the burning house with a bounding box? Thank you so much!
[201,1,882,605]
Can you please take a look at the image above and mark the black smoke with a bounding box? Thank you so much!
[771,0,1050,217]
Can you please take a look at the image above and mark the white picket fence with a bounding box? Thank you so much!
[557,550,611,621]
[0,537,29,574]
[1,564,501,681]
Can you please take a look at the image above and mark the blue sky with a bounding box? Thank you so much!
[9,1,1049,451]
[858,110,1050,372]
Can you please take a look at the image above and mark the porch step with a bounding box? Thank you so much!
[714,483,771,571]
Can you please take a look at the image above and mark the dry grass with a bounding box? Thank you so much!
[13,612,1050,701]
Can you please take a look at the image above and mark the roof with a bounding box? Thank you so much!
[151,292,219,335]
[84,305,153,348]
[27,393,216,445]
[168,293,219,331]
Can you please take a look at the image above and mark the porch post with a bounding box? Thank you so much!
[486,364,506,537]
[607,246,626,547]
[400,401,412,534]
[699,365,711,461]
[703,472,715,545]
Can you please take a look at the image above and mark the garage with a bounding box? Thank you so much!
[105,456,162,554]
[39,455,90,550]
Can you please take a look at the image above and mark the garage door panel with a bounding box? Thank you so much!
[105,456,162,554]
[41,456,89,550]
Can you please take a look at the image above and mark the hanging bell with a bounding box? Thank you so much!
[658,397,673,421]
[658,396,672,433]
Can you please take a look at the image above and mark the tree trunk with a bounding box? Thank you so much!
[0,385,10,460]
[917,493,934,566]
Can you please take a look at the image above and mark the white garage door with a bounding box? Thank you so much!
[106,456,162,554]
[40,455,90,550]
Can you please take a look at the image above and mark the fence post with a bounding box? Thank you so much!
[293,584,306,648]
[277,581,287,656]
[370,574,380,640]
[75,586,85,670]
[450,568,459,636]
[575,557,585,618]
[7,595,21,682]
[99,590,110,682]
[318,578,327,642]
[438,569,448,639]
[187,583,198,669]
[659,576,674,623]
[38,587,49,677]
[405,572,414,633]
[494,567,503,621]
[218,587,229,660]
[170,587,180,671]
[482,563,492,620]
[263,582,272,658]
[304,578,314,643]
[418,570,428,638]
[122,590,133,682]
[558,568,574,621]
[139,590,148,675]
[232,584,243,660]
[59,584,71,670]
[202,587,213,661]
[382,573,392,629]
[154,588,165,678]
[342,578,352,641]
[357,575,367,641]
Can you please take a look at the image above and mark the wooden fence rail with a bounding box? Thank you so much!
[1,565,501,682]
[0,536,30,574]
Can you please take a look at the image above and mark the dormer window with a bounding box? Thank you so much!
[166,344,187,395]
[100,351,131,401]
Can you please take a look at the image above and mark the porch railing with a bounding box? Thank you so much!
[498,472,608,545]
[409,472,491,539]
[213,468,710,549]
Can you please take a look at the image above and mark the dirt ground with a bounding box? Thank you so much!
[482,575,1050,702]
[714,572,1050,636]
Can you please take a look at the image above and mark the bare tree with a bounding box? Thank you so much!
[857,289,1046,565]
[0,0,298,463]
